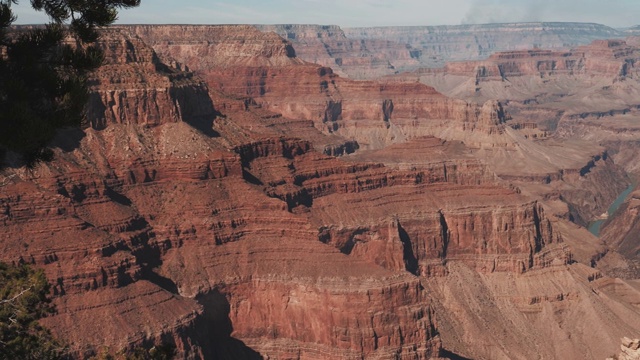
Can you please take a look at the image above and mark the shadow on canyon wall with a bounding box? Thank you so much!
[196,290,263,360]
[441,349,474,360]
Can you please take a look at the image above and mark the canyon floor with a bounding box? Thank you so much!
[1,23,640,359]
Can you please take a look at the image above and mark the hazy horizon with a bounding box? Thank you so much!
[9,0,640,28]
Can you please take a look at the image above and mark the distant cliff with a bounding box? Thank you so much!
[257,22,624,78]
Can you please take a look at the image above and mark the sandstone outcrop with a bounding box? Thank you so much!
[416,39,640,83]
[123,25,302,70]
[373,33,640,318]
[385,38,638,228]
[234,137,567,276]
[1,27,448,359]
[87,29,217,132]
[125,25,640,359]
[130,25,511,151]
[256,24,418,79]
[607,338,640,360]
[424,263,640,359]
[253,23,624,79]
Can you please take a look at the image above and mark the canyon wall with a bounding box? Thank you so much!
[599,188,640,278]
[388,38,639,229]
[129,24,510,150]
[421,39,640,81]
[87,29,217,134]
[254,23,624,78]
[2,26,450,359]
[1,24,640,360]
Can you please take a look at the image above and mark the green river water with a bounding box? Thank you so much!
[588,183,636,237]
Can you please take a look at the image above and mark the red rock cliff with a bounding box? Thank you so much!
[128,25,508,150]
[87,29,217,131]
[1,24,639,360]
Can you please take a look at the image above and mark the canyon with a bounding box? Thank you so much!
[0,22,640,360]
[257,23,625,79]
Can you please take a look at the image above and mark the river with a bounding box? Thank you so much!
[588,183,636,237]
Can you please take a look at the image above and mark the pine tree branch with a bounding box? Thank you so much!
[0,173,16,187]
[0,285,33,304]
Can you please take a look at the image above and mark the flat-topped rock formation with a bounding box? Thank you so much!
[128,25,513,152]
[87,28,217,133]
[416,39,640,83]
[256,24,419,79]
[167,24,633,229]
[344,22,621,44]
[392,38,640,108]
[372,33,640,284]
[123,25,302,69]
[254,23,624,79]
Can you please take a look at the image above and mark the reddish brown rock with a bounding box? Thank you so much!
[598,188,640,278]
[0,27,452,360]
[87,29,217,132]
[2,24,640,360]
[128,25,510,152]
[424,262,640,360]
[256,24,418,79]
[384,38,637,228]
[415,39,640,81]
[607,337,640,360]
[254,23,623,79]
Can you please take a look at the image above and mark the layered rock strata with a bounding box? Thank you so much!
[344,22,622,61]
[256,24,418,79]
[389,39,637,227]
[254,23,624,79]
[87,29,217,132]
[424,263,640,359]
[1,24,639,360]
[128,25,510,150]
[1,27,448,359]
[416,39,640,84]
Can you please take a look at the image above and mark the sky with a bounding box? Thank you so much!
[10,0,640,28]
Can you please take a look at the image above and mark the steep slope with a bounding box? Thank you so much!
[126,25,640,358]
[599,188,640,278]
[0,26,450,359]
[130,26,631,229]
[384,36,640,283]
[256,24,418,79]
[128,25,511,151]
[254,23,624,79]
[389,39,640,224]
[86,29,217,131]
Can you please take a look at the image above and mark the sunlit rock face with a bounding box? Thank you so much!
[1,24,640,360]
[253,22,624,78]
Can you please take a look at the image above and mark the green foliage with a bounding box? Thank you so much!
[0,0,141,167]
[90,344,177,360]
[0,261,62,360]
[0,261,176,359]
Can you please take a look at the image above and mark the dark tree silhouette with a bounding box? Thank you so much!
[0,0,141,166]
[0,1,141,357]
[0,261,60,359]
